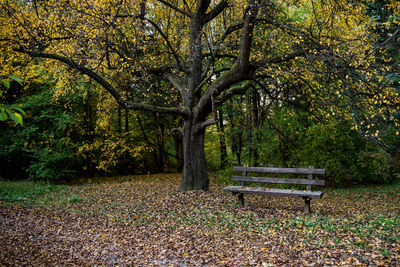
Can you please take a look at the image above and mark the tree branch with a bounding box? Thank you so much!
[126,102,189,116]
[216,81,253,105]
[203,0,229,24]
[15,48,128,106]
[142,17,184,69]
[194,1,259,121]
[197,119,217,130]
[15,48,190,117]
[163,73,185,93]
[252,51,305,67]
[202,53,237,60]
[236,0,259,71]
[155,0,191,17]
[211,22,244,53]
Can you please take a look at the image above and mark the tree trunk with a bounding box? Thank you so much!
[179,120,209,191]
[155,113,168,172]
[227,100,243,166]
[173,132,184,172]
[124,108,129,132]
[218,109,228,169]
[117,107,122,133]
[251,89,259,165]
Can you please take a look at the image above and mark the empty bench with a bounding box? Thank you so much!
[223,166,325,214]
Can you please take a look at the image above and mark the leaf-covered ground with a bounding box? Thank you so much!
[1,174,399,266]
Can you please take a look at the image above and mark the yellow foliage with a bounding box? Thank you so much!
[0,0,398,142]
[78,132,152,173]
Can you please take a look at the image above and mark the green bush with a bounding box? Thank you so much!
[353,149,393,184]
[0,85,81,181]
[27,147,77,181]
[252,106,397,185]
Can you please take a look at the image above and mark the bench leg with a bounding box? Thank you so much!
[238,193,244,207]
[304,197,311,214]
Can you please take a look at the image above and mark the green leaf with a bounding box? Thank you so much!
[0,109,7,121]
[13,107,26,115]
[14,112,23,125]
[1,79,10,89]
[8,110,18,124]
[7,75,23,84]
[5,109,22,125]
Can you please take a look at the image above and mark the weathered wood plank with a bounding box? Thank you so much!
[306,166,313,191]
[231,176,325,186]
[233,166,325,175]
[223,186,324,198]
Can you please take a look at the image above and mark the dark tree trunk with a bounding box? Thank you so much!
[117,107,122,133]
[251,89,259,165]
[179,120,209,191]
[227,100,243,166]
[218,109,228,169]
[81,84,96,142]
[246,92,253,164]
[124,108,129,132]
[173,132,184,172]
[155,113,168,172]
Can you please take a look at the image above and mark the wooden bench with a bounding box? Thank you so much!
[223,166,325,214]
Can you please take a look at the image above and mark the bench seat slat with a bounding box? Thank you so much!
[223,186,324,198]
[233,166,325,175]
[231,176,325,186]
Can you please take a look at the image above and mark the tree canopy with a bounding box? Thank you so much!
[1,0,399,189]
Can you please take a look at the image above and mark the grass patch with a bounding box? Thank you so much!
[68,194,84,203]
[332,182,400,195]
[0,180,66,205]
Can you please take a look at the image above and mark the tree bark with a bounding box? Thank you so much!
[179,119,209,191]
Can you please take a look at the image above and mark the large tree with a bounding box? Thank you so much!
[1,0,399,190]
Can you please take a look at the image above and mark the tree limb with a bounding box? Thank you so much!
[252,51,305,66]
[126,102,189,116]
[236,0,259,71]
[202,53,237,60]
[216,81,253,105]
[194,1,259,121]
[141,17,185,69]
[203,0,229,24]
[163,73,185,93]
[196,118,217,131]
[14,48,190,117]
[155,0,191,17]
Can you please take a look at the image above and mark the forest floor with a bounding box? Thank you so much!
[0,173,399,266]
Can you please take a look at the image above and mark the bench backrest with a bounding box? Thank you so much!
[232,166,325,190]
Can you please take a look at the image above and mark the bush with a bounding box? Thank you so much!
[0,85,81,182]
[27,147,78,182]
[353,149,393,184]
[255,107,397,185]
